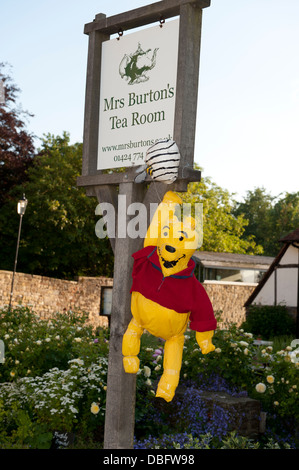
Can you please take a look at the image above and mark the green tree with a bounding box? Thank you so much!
[0,132,113,279]
[270,191,299,254]
[233,187,274,255]
[182,177,263,254]
[233,188,299,256]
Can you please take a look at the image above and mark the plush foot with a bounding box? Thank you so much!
[155,374,178,402]
[123,356,140,374]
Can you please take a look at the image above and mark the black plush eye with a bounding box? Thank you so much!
[179,236,184,241]
[163,231,168,236]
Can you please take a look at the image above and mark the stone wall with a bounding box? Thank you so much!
[0,271,255,329]
[0,270,113,328]
[203,281,256,327]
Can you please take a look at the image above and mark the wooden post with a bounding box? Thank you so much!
[78,0,211,450]
[103,182,146,449]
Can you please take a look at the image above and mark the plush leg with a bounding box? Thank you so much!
[156,334,185,402]
[122,318,144,373]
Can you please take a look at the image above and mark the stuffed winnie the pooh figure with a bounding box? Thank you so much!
[122,190,217,402]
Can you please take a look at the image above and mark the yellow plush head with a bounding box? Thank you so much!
[157,215,199,277]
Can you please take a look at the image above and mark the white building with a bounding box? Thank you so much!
[245,228,299,336]
[192,251,274,284]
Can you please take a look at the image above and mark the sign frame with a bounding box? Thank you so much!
[97,18,180,171]
[77,0,211,450]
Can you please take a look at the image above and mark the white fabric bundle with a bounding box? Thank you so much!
[135,139,180,184]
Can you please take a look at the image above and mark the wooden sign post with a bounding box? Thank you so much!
[77,0,211,449]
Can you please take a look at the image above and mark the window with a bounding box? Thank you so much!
[100,286,113,316]
[202,267,264,283]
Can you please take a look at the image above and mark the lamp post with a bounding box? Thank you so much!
[9,194,28,310]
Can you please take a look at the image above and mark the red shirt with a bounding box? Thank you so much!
[130,246,217,333]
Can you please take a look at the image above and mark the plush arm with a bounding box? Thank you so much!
[195,330,215,354]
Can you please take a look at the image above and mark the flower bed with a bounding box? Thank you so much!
[0,306,298,449]
[0,306,108,448]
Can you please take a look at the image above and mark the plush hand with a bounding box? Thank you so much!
[162,191,182,206]
[196,330,215,354]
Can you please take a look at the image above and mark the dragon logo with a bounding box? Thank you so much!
[119,42,159,85]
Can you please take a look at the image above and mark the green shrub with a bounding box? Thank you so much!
[181,323,255,391]
[241,305,296,340]
[0,305,109,382]
[0,305,109,447]
[1,306,298,449]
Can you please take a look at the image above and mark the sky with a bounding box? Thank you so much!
[1,0,299,201]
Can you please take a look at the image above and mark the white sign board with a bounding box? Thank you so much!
[97,19,180,170]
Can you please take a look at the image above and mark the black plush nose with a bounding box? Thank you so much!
[165,245,176,253]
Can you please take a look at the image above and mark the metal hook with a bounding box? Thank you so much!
[159,17,165,28]
[117,29,123,40]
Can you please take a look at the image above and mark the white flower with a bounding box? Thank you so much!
[74,337,82,343]
[146,378,152,386]
[215,348,221,353]
[244,348,249,355]
[154,365,161,371]
[244,332,253,338]
[4,334,9,340]
[274,401,279,406]
[255,383,266,393]
[143,366,151,378]
[69,358,84,366]
[239,341,249,347]
[70,405,78,414]
[266,375,275,384]
[36,340,42,345]
[45,338,51,342]
[91,402,100,415]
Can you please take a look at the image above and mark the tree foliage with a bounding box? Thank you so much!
[182,176,263,254]
[234,188,299,256]
[0,63,35,207]
[0,132,114,279]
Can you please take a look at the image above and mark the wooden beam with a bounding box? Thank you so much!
[173,2,203,168]
[82,18,109,176]
[77,167,201,187]
[276,264,299,269]
[84,0,211,35]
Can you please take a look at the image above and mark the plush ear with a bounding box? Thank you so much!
[183,216,196,231]
[168,214,179,225]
